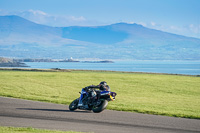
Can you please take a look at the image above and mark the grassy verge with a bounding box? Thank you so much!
[0,126,84,133]
[0,69,200,119]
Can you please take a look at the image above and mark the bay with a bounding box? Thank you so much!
[24,60,200,75]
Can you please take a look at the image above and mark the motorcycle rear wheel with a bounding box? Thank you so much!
[69,98,79,111]
[92,100,108,113]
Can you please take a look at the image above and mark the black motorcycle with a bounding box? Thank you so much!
[69,87,117,113]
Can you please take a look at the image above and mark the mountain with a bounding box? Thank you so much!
[0,15,200,60]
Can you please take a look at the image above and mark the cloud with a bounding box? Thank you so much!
[28,9,47,16]
[146,21,200,38]
[138,22,147,27]
[150,22,156,26]
[167,24,200,38]
[189,24,200,34]
[69,16,86,21]
[127,21,135,24]
[0,9,88,27]
[16,10,49,24]
[20,10,88,27]
[0,9,9,16]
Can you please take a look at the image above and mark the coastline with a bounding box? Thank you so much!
[0,67,199,77]
[1,59,199,76]
[0,62,29,67]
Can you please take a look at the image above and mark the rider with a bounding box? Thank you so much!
[84,81,110,92]
[84,81,110,103]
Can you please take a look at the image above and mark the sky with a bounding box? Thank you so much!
[0,0,200,38]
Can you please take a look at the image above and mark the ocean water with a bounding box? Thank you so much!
[23,60,200,75]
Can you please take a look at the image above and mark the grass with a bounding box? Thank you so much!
[0,126,85,133]
[0,69,200,119]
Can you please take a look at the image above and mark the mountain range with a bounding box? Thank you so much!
[0,15,200,60]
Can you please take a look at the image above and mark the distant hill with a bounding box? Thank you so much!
[0,15,200,60]
[0,57,13,63]
[0,57,28,67]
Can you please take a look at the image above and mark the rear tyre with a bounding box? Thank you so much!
[69,98,79,111]
[92,100,108,113]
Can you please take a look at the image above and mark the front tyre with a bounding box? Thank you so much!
[69,98,79,111]
[92,100,108,113]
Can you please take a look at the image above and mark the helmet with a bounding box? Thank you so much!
[99,81,107,86]
[99,81,110,91]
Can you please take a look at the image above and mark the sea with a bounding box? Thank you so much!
[23,60,200,75]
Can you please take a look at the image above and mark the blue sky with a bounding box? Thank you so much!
[0,0,200,38]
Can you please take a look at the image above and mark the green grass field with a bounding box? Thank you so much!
[0,69,200,119]
[0,126,84,133]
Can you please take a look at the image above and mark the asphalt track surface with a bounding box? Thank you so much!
[0,97,200,133]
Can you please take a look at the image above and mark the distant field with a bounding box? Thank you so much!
[0,69,200,119]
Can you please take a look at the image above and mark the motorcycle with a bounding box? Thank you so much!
[69,87,117,113]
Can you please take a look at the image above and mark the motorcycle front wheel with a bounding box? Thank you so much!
[92,100,108,113]
[69,98,79,111]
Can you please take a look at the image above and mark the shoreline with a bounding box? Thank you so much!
[0,67,199,77]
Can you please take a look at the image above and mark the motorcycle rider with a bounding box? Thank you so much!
[83,81,110,104]
[84,81,110,91]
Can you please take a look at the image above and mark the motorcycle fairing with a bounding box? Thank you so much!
[78,88,87,106]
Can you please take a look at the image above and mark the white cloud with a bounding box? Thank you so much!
[0,9,9,16]
[189,24,200,34]
[69,16,86,21]
[138,22,147,27]
[21,10,87,26]
[145,21,200,38]
[169,25,181,31]
[0,9,88,27]
[127,21,135,24]
[28,9,47,16]
[150,22,156,26]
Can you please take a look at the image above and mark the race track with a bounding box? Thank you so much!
[0,96,199,133]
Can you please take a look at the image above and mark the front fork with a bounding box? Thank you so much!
[78,88,86,106]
